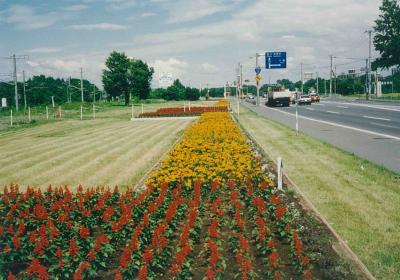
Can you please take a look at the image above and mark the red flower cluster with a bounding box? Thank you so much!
[139,106,228,118]
[73,261,90,280]
[27,258,48,280]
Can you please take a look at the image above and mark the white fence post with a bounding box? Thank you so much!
[80,105,83,120]
[28,107,31,122]
[59,106,62,119]
[132,104,134,118]
[277,156,283,191]
[295,105,299,135]
[10,109,13,126]
[46,106,49,120]
[141,103,144,114]
[237,100,240,116]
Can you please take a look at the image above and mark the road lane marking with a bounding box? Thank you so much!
[261,105,400,141]
[336,106,349,109]
[321,101,400,112]
[370,122,398,129]
[363,115,391,121]
[327,111,341,114]
[306,108,315,111]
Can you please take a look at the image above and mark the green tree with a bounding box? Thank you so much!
[102,51,131,105]
[185,87,200,101]
[373,0,400,70]
[164,79,186,100]
[128,59,154,100]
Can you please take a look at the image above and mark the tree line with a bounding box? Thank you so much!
[0,75,100,108]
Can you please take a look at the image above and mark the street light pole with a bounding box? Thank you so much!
[256,53,260,106]
[23,70,27,110]
[80,68,84,103]
[13,54,19,111]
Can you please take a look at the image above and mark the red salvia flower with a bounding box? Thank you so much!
[138,264,148,280]
[102,206,114,222]
[206,267,215,280]
[303,270,313,279]
[120,246,132,269]
[115,270,123,280]
[69,239,79,257]
[268,252,279,268]
[55,247,63,259]
[79,226,90,239]
[27,258,49,280]
[209,218,219,238]
[12,235,21,250]
[275,205,287,220]
[33,204,48,220]
[88,250,96,261]
[271,195,282,205]
[17,221,25,236]
[142,248,153,263]
[7,272,16,280]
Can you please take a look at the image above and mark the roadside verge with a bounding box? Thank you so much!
[234,105,400,280]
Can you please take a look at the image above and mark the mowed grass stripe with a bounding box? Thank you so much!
[48,120,184,187]
[0,120,144,175]
[0,120,127,159]
[0,121,162,185]
[93,120,191,186]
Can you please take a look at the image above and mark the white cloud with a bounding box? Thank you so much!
[2,5,59,30]
[141,12,156,17]
[63,5,89,12]
[150,58,188,85]
[69,23,128,30]
[106,0,137,10]
[25,48,62,54]
[156,0,243,23]
[201,63,219,73]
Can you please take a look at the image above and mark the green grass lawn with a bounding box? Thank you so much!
[0,116,193,189]
[236,105,400,280]
[0,100,212,130]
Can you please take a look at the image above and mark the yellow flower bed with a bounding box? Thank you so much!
[147,111,266,186]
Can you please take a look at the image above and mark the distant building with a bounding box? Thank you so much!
[158,73,173,88]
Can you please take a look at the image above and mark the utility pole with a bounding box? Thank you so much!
[316,72,319,94]
[301,63,304,94]
[392,68,395,94]
[329,55,334,97]
[334,66,337,95]
[365,59,369,100]
[22,70,27,110]
[13,54,19,111]
[93,84,96,103]
[80,68,84,103]
[324,79,327,96]
[366,30,372,99]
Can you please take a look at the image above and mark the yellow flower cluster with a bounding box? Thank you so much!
[148,112,265,186]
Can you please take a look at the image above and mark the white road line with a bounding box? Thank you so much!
[370,122,398,129]
[322,100,400,112]
[363,115,391,121]
[336,106,349,109]
[327,111,341,114]
[306,108,315,111]
[263,105,400,141]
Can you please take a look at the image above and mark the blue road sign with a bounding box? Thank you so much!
[265,52,287,69]
[255,66,261,75]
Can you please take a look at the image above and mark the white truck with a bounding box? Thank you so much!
[265,87,291,107]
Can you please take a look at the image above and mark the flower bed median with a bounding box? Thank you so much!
[138,100,228,118]
[0,110,360,279]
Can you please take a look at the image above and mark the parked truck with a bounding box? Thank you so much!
[265,86,291,107]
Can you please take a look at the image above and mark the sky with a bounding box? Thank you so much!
[0,0,383,88]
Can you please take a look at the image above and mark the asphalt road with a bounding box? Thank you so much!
[243,99,400,173]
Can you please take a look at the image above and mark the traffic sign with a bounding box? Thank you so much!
[265,52,287,69]
[255,66,261,75]
[255,75,262,82]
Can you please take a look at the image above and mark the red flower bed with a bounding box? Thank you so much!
[138,106,228,118]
